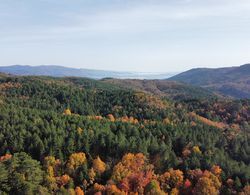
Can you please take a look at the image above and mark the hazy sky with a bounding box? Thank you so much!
[0,0,250,72]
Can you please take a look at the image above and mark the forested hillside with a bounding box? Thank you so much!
[169,64,250,99]
[0,74,249,194]
[102,78,217,100]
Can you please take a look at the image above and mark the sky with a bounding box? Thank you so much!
[0,0,250,72]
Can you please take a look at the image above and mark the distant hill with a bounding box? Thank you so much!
[102,78,217,100]
[168,64,250,99]
[0,65,175,79]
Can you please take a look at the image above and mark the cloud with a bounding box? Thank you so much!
[1,0,250,43]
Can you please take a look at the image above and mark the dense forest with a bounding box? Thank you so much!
[0,74,249,194]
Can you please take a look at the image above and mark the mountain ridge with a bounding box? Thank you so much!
[1,64,250,98]
[0,65,176,79]
[169,64,250,98]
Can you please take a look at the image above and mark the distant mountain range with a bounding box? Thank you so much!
[0,64,249,99]
[0,65,176,79]
[168,64,250,99]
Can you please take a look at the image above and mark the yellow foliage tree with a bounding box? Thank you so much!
[192,146,202,154]
[44,156,56,167]
[46,166,57,191]
[77,127,83,135]
[44,156,61,171]
[92,156,106,174]
[64,108,72,115]
[44,156,61,191]
[159,168,184,192]
[68,188,76,195]
[193,177,218,195]
[163,118,171,125]
[193,171,221,195]
[88,168,96,184]
[67,152,87,172]
[170,188,179,195]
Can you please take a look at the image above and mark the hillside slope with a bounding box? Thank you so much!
[0,74,249,194]
[168,64,250,98]
[103,78,218,100]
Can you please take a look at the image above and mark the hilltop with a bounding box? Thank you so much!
[169,64,250,98]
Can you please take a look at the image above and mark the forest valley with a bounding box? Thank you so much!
[0,75,249,195]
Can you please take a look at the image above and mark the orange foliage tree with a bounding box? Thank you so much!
[60,174,71,186]
[93,183,106,194]
[0,153,12,162]
[111,153,154,194]
[75,186,84,195]
[107,114,115,122]
[211,165,222,177]
[92,156,106,174]
[193,170,221,195]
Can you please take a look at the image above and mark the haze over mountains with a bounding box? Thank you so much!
[0,64,249,99]
[0,65,175,79]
